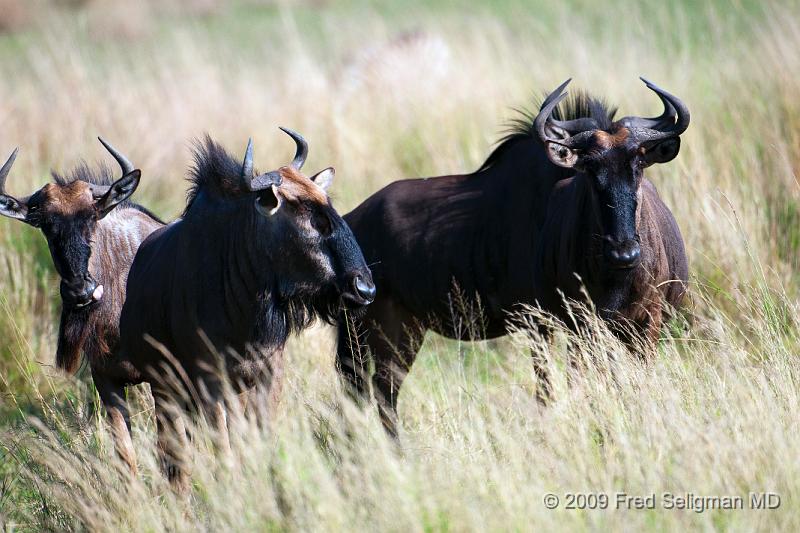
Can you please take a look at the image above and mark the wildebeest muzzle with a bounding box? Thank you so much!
[342,272,376,308]
[603,236,642,269]
[60,274,104,309]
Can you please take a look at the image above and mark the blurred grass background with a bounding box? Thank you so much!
[1,0,800,530]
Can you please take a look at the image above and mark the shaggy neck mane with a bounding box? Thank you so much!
[478,90,617,172]
[184,136,253,217]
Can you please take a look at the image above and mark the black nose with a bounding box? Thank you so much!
[353,275,376,303]
[604,239,641,269]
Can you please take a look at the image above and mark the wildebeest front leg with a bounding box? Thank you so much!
[336,311,371,401]
[372,327,424,439]
[153,391,191,495]
[196,377,232,457]
[364,297,425,439]
[338,295,425,437]
[264,347,285,422]
[638,305,663,361]
[531,323,554,404]
[236,347,284,426]
[209,401,232,455]
[94,377,137,475]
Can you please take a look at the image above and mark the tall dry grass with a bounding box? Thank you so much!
[1,0,799,530]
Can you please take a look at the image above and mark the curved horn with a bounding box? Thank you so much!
[539,84,600,133]
[97,137,134,176]
[534,79,597,149]
[550,116,600,134]
[242,138,254,179]
[534,79,571,145]
[0,147,19,195]
[250,170,283,191]
[621,78,690,139]
[279,127,308,170]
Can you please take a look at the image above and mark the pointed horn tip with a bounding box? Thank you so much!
[242,138,255,178]
[2,147,19,166]
[278,126,305,139]
[554,78,571,92]
[0,147,19,188]
[539,90,569,112]
[640,77,663,91]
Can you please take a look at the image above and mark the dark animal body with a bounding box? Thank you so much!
[0,140,164,472]
[117,129,374,491]
[338,79,690,436]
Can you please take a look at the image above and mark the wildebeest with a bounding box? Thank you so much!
[337,78,690,436]
[0,140,164,471]
[117,128,375,491]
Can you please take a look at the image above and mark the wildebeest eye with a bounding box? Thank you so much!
[312,210,332,237]
[642,138,681,166]
[579,158,598,174]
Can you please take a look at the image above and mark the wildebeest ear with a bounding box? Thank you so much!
[94,169,141,218]
[255,184,282,216]
[545,142,579,168]
[643,138,681,166]
[309,167,334,191]
[542,124,579,168]
[0,194,28,222]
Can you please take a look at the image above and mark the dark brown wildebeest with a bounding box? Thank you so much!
[337,78,690,436]
[0,140,164,471]
[117,128,375,491]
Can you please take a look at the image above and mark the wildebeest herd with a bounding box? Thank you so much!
[0,78,689,491]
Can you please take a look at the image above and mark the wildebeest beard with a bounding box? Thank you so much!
[56,304,107,373]
[252,282,363,350]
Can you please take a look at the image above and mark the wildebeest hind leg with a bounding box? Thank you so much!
[94,376,137,475]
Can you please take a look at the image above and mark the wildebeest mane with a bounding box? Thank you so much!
[478,90,617,172]
[184,136,250,217]
[51,162,165,223]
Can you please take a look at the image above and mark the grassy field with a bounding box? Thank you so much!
[1,0,800,530]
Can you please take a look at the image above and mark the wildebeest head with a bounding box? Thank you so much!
[535,78,689,269]
[241,128,375,310]
[0,139,141,308]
